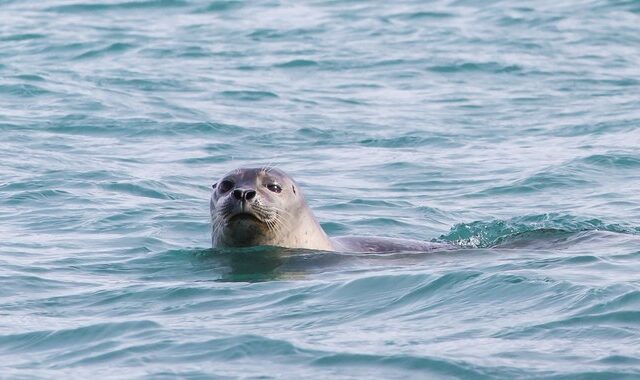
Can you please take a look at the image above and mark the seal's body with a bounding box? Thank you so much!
[210,167,450,253]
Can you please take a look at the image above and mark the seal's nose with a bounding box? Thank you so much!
[233,189,256,201]
[245,190,256,200]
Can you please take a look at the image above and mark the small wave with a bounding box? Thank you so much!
[100,181,179,200]
[1,33,46,42]
[62,333,317,370]
[180,155,231,165]
[248,28,324,42]
[13,74,46,81]
[390,11,455,20]
[0,84,51,97]
[581,153,640,169]
[43,117,243,137]
[597,355,640,366]
[428,62,523,74]
[312,352,484,378]
[295,127,359,145]
[440,214,639,248]
[35,42,92,57]
[474,151,640,196]
[558,152,640,175]
[553,120,639,137]
[174,46,213,58]
[96,77,185,91]
[73,43,135,60]
[579,290,640,315]
[477,172,591,195]
[332,272,483,319]
[358,134,463,148]
[343,198,411,208]
[499,310,640,340]
[6,189,72,204]
[0,274,80,298]
[46,0,188,13]
[219,90,279,101]
[274,59,319,69]
[0,320,159,353]
[193,0,243,13]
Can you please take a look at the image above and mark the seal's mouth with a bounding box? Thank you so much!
[228,212,262,223]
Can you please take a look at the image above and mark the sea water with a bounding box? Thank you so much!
[1,0,639,378]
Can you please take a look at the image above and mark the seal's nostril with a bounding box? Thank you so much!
[233,189,243,200]
[245,190,256,201]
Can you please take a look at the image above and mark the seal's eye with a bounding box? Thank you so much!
[267,184,282,193]
[218,180,234,193]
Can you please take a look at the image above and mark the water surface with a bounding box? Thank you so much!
[1,0,640,378]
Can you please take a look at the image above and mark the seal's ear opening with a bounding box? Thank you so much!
[292,185,296,195]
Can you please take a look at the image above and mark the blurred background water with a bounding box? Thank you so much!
[1,0,640,378]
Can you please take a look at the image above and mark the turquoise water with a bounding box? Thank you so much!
[1,0,640,378]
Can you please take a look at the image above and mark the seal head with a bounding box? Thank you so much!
[210,167,334,250]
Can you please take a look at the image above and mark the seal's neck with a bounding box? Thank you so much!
[280,208,334,251]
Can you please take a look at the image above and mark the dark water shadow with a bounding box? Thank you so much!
[185,244,476,282]
[189,246,360,282]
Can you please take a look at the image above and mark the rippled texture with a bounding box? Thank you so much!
[2,0,640,378]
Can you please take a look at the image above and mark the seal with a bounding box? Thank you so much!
[210,167,451,253]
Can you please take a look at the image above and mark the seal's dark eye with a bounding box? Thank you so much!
[267,184,282,193]
[218,180,234,193]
